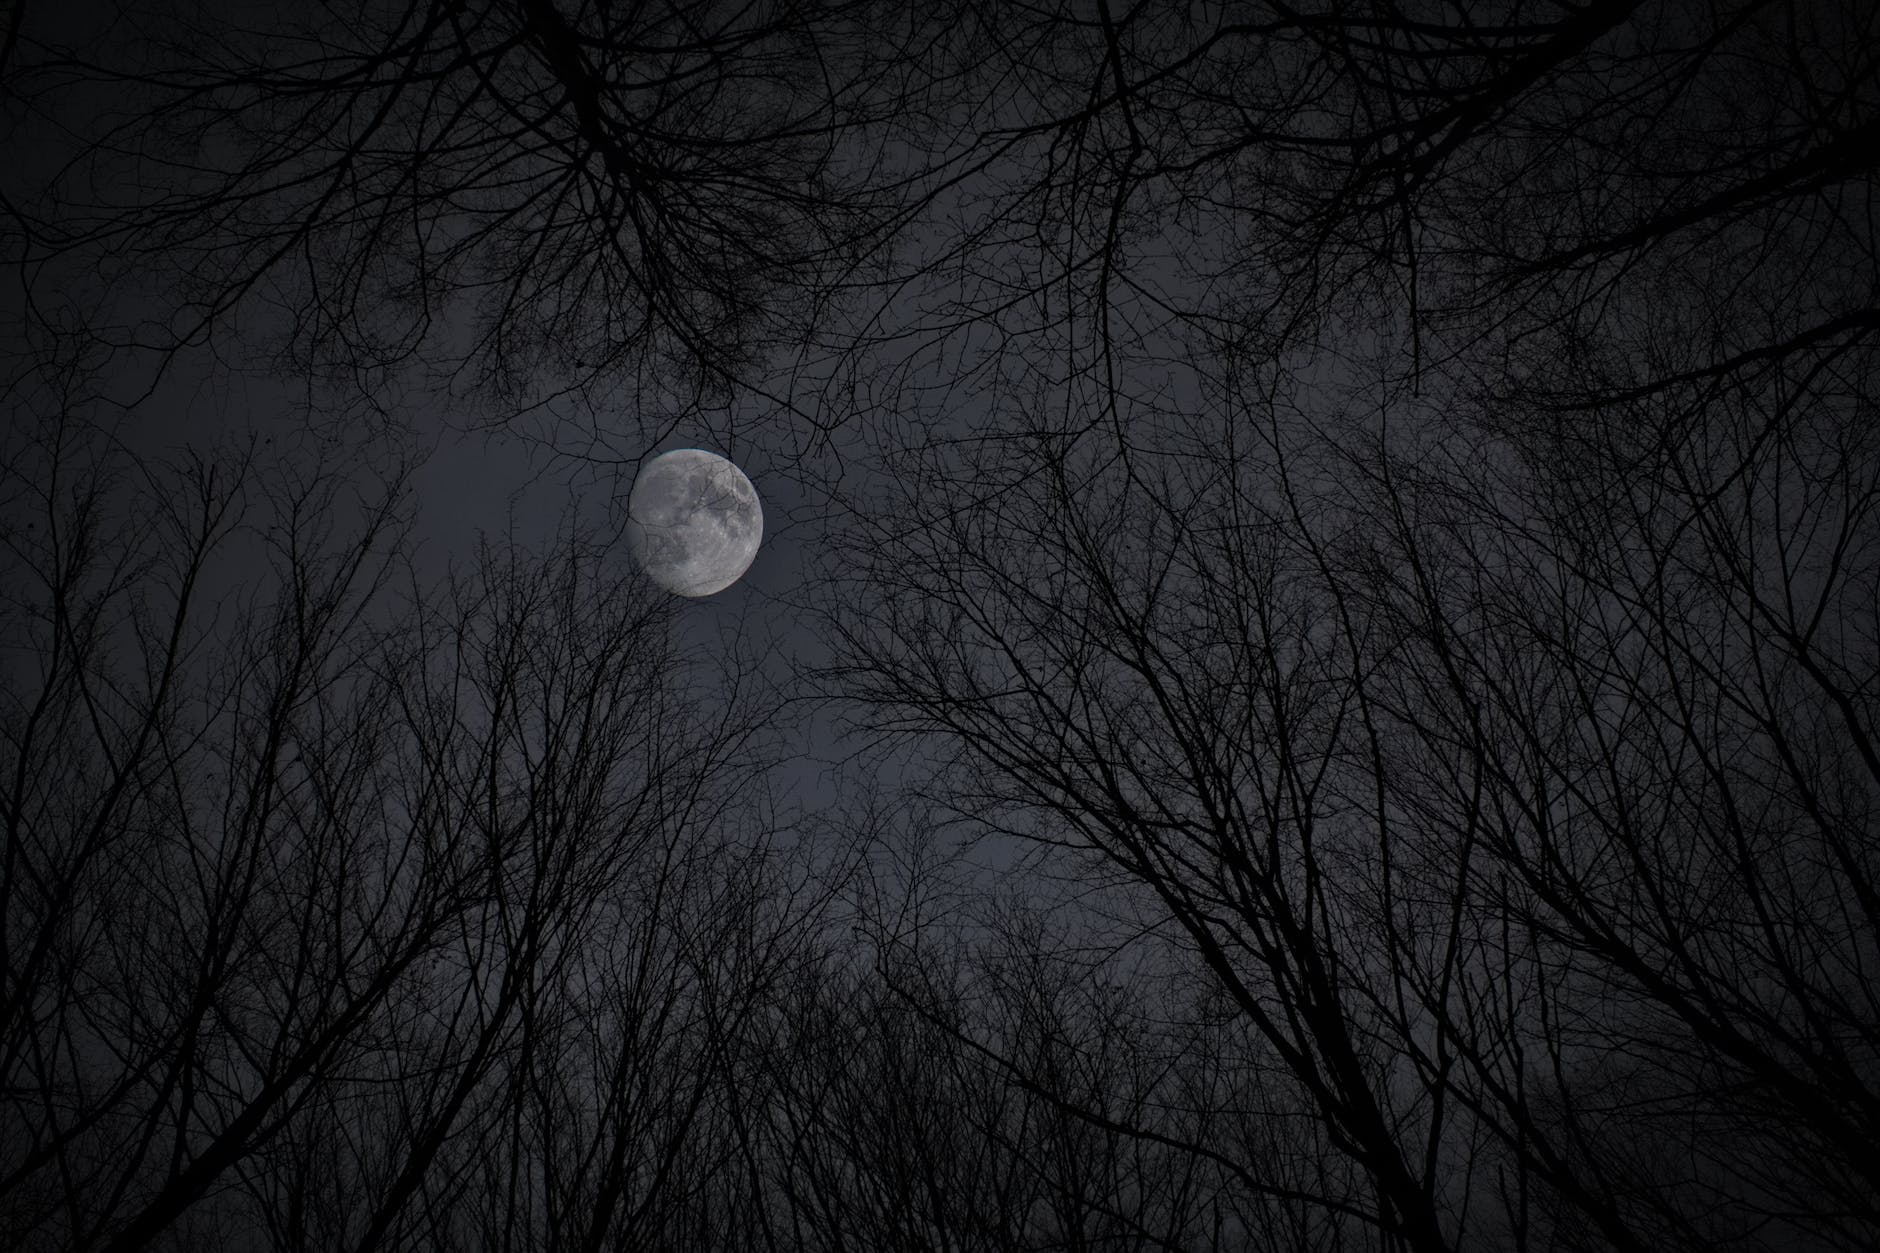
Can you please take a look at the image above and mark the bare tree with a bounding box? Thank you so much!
[0,409,815,1251]
[13,2,1869,454]
[814,271,1880,1250]
[4,0,968,436]
[791,5,1879,1248]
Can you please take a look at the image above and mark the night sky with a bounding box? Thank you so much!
[3,2,1878,1251]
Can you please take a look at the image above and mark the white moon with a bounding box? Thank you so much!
[626,449,763,596]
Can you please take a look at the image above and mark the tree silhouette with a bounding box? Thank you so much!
[818,251,1879,1251]
[6,0,964,431]
[4,1,1878,1250]
[0,414,811,1251]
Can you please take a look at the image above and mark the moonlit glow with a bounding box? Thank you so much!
[626,448,763,596]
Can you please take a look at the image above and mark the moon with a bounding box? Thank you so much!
[626,449,763,596]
